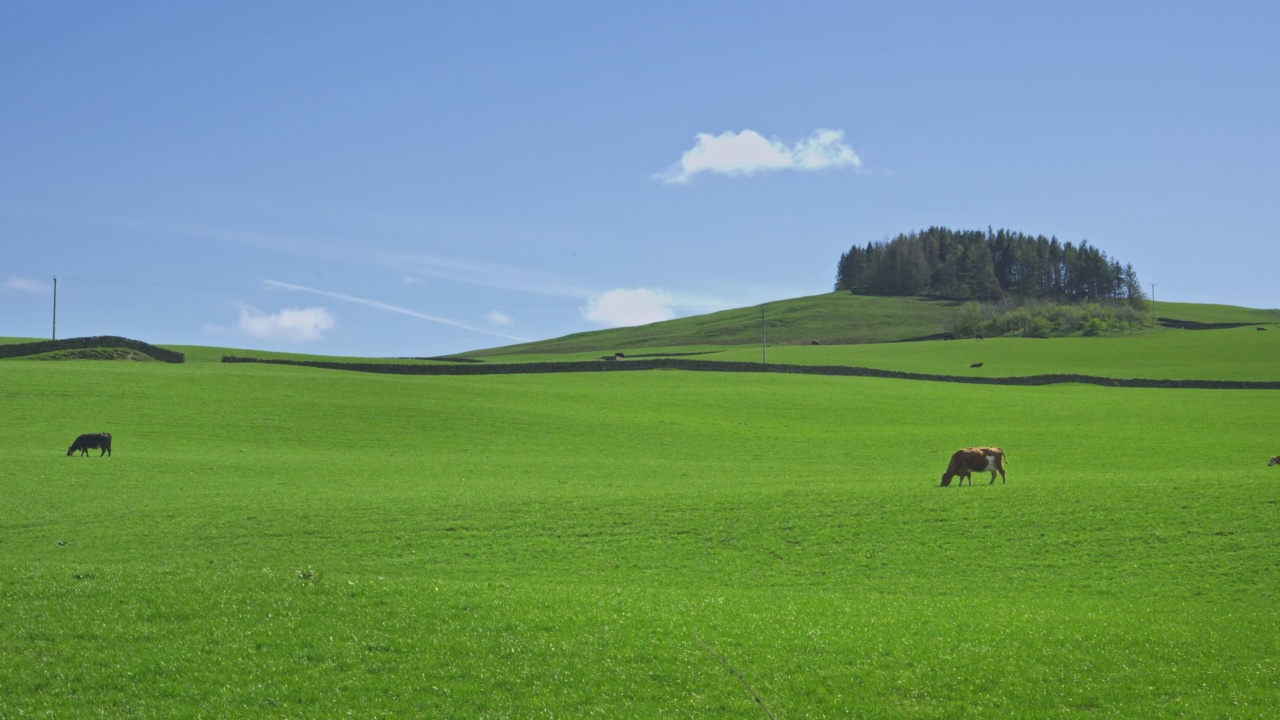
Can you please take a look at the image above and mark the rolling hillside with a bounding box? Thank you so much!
[468,293,965,356]
[4,297,1280,716]
[3,345,1278,717]
[469,293,1280,357]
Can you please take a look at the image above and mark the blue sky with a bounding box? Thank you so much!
[3,1,1277,356]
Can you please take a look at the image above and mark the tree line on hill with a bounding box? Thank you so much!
[835,227,1147,306]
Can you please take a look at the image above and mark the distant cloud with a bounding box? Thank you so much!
[395,254,592,299]
[583,288,676,327]
[264,280,528,342]
[210,305,336,343]
[484,311,513,326]
[4,276,50,294]
[402,275,423,285]
[656,128,862,184]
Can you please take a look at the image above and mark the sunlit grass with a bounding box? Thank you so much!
[2,360,1278,716]
[711,325,1280,381]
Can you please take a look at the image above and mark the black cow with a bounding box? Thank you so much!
[68,432,112,457]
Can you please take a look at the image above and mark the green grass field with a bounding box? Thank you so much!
[469,294,1280,358]
[469,294,967,355]
[709,325,1280,381]
[460,323,1280,383]
[3,345,1279,717]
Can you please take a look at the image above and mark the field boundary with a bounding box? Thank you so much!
[220,355,1280,390]
[1,336,185,363]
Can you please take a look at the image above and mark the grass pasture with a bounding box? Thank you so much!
[711,324,1280,381]
[468,294,964,356]
[2,356,1279,717]
[466,322,1280,383]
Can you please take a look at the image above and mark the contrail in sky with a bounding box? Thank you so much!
[264,280,529,343]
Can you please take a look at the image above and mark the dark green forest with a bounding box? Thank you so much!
[836,227,1146,305]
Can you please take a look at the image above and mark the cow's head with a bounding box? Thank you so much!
[1269,456,1280,467]
[940,472,954,487]
[66,446,76,456]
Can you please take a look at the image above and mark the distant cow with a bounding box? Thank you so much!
[970,362,984,368]
[1258,327,1267,331]
[68,433,112,457]
[941,447,1006,486]
[975,334,984,340]
[1270,456,1280,467]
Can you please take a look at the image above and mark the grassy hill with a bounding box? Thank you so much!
[469,293,966,356]
[470,293,1280,358]
[711,325,1280,381]
[1153,300,1280,326]
[2,354,1277,717]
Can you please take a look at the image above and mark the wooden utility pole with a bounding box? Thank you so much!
[52,276,57,340]
[761,306,767,365]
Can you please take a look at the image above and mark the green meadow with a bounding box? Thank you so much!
[3,333,1279,716]
[711,325,1280,381]
[467,294,1280,357]
[468,323,1280,383]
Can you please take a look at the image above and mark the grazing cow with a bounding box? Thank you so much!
[970,362,984,368]
[941,447,1006,486]
[1257,327,1267,331]
[67,432,112,457]
[975,334,984,340]
[1269,456,1280,466]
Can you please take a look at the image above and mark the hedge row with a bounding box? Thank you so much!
[220,355,1280,390]
[1,336,185,363]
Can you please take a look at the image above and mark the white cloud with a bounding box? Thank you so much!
[219,305,336,343]
[402,275,423,285]
[656,128,862,184]
[583,288,676,327]
[4,276,51,294]
[484,311,513,326]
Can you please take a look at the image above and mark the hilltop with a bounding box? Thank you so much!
[468,293,1280,357]
[469,294,960,357]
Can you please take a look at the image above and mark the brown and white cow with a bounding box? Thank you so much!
[941,447,1007,486]
[1269,456,1280,467]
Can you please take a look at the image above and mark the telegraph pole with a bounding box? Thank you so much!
[1150,283,1156,323]
[52,276,57,340]
[761,306,767,365]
